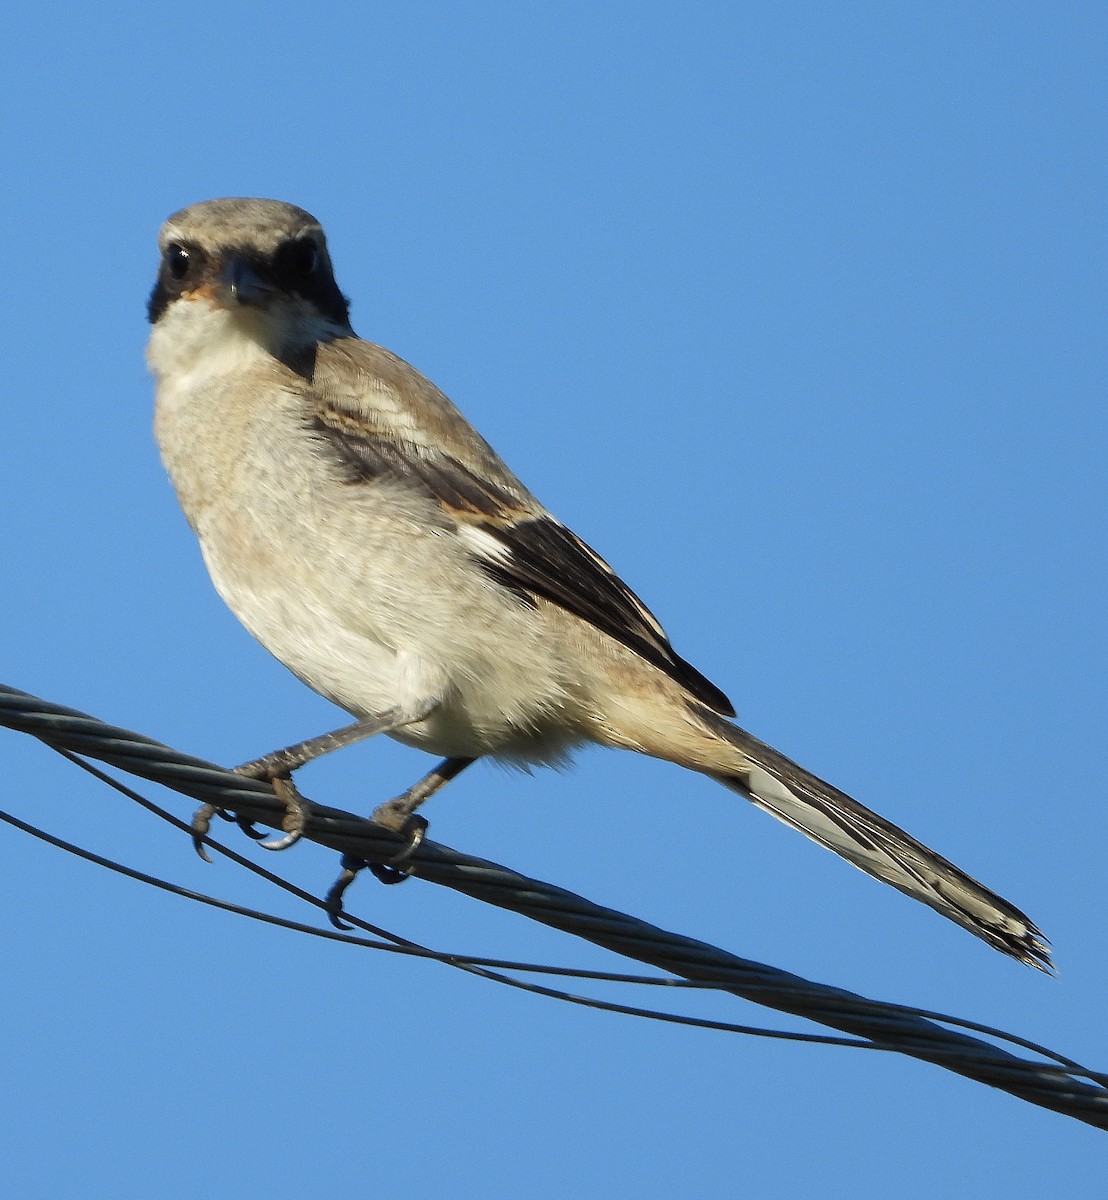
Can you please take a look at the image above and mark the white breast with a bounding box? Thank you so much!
[150,301,590,765]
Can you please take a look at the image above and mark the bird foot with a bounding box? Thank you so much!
[191,803,219,862]
[366,799,428,878]
[191,804,263,860]
[228,763,311,851]
[323,804,429,925]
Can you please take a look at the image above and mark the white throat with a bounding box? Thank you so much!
[146,298,273,387]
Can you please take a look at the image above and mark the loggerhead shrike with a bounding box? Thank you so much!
[147,197,1049,969]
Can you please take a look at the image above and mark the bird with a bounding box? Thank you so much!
[146,196,1049,969]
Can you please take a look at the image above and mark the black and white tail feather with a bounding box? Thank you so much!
[694,706,1051,971]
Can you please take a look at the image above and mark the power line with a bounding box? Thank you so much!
[13,748,1095,1072]
[1,682,1106,1129]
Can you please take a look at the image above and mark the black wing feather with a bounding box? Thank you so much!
[477,516,734,716]
[309,399,735,717]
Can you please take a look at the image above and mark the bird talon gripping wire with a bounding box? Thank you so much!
[258,774,309,852]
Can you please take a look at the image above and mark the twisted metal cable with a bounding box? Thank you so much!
[1,682,1105,1128]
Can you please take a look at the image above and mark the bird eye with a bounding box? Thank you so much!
[277,237,320,282]
[165,243,191,280]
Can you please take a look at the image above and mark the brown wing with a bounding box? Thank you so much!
[473,512,735,716]
[306,337,735,716]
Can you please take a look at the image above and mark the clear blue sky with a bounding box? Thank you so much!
[2,3,1105,1194]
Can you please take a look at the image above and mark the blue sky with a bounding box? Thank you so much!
[2,3,1106,1194]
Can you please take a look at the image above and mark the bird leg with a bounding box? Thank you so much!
[191,705,437,857]
[370,754,477,849]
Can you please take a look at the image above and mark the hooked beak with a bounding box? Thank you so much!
[220,256,275,307]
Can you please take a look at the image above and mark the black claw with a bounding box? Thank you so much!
[191,803,217,863]
[325,855,366,928]
[260,828,303,851]
[234,816,267,841]
[328,908,354,932]
[368,861,412,885]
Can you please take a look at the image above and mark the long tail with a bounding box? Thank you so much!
[693,706,1051,970]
